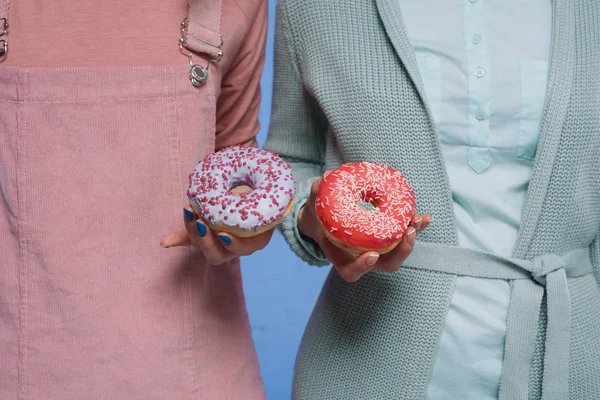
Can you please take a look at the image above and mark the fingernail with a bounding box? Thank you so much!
[196,221,207,237]
[422,217,433,232]
[407,227,416,245]
[184,208,194,222]
[366,253,379,267]
[413,215,422,224]
[324,170,332,179]
[218,235,232,246]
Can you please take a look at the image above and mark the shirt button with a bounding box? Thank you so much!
[476,109,486,121]
[472,34,481,44]
[476,68,485,78]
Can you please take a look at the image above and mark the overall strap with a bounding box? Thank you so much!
[0,0,8,59]
[180,0,224,86]
[405,243,593,400]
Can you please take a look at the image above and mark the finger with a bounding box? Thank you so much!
[419,214,433,233]
[184,206,196,223]
[297,204,320,242]
[192,220,235,265]
[410,213,423,232]
[183,206,198,230]
[160,230,191,248]
[334,251,379,282]
[215,228,275,256]
[375,226,416,272]
[160,206,197,248]
[400,226,416,252]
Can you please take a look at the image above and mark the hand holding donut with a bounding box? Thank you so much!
[298,163,432,282]
[161,146,295,265]
[161,205,276,265]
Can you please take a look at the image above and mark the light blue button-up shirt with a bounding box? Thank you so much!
[399,1,551,398]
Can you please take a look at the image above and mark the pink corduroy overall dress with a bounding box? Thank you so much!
[0,0,267,398]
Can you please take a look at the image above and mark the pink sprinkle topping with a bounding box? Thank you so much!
[187,145,296,232]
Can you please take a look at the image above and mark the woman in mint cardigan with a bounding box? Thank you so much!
[264,0,600,398]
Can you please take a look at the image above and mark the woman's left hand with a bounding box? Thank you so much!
[160,206,275,265]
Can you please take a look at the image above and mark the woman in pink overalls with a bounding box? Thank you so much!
[0,0,270,398]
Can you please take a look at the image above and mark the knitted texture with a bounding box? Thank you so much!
[264,0,600,398]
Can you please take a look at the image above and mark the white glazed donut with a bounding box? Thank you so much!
[187,145,295,237]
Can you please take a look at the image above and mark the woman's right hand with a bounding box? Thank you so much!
[298,173,432,282]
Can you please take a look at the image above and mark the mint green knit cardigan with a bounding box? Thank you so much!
[264,0,600,398]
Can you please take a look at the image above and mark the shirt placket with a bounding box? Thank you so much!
[464,0,491,173]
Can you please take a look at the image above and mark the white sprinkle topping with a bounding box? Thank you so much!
[317,162,415,241]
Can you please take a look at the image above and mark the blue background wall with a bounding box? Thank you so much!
[241,1,330,399]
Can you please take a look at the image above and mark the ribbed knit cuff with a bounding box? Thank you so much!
[281,189,330,267]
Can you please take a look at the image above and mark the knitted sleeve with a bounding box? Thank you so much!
[263,0,330,266]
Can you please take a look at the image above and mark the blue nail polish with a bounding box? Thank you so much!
[184,208,194,222]
[218,235,232,246]
[196,221,207,237]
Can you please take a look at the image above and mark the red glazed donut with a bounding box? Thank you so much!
[315,162,416,254]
